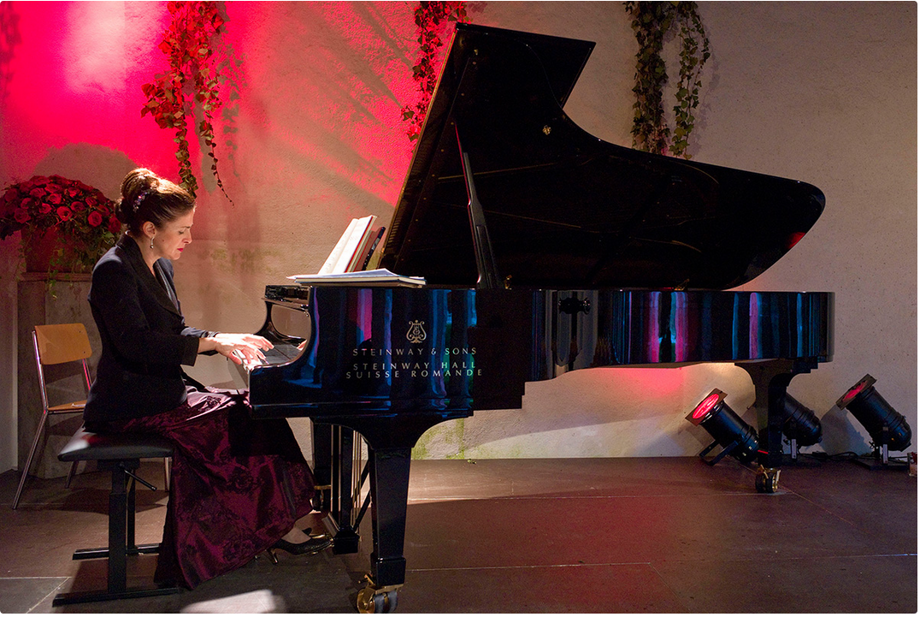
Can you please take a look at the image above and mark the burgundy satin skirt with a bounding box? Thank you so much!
[92,387,316,589]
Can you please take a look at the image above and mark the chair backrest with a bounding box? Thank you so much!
[34,323,93,366]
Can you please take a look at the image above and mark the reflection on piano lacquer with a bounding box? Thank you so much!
[242,23,833,613]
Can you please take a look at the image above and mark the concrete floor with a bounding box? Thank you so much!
[0,455,916,613]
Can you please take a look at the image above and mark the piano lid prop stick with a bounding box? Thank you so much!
[456,127,503,290]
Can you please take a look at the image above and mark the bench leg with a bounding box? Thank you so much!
[52,461,181,606]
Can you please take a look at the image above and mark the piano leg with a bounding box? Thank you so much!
[317,412,470,612]
[356,444,411,613]
[737,358,818,493]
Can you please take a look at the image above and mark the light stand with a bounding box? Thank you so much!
[836,374,912,470]
[687,389,759,467]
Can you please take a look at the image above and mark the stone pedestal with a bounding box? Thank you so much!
[17,273,100,478]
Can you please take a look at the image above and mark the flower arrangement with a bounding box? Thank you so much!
[0,175,121,274]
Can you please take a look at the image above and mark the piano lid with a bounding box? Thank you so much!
[379,23,826,291]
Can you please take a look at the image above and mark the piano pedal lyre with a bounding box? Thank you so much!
[312,483,332,512]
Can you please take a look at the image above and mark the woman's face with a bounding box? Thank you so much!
[153,209,195,260]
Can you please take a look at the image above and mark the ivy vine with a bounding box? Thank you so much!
[401,1,468,141]
[141,1,232,201]
[624,1,710,158]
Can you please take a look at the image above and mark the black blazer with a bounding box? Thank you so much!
[84,235,214,423]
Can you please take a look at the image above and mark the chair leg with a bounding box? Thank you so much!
[64,461,79,489]
[12,411,50,509]
[163,457,171,492]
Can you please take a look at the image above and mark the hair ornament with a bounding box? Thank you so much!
[132,189,151,212]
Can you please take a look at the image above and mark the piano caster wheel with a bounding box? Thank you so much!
[357,583,399,613]
[755,467,781,493]
[356,588,398,613]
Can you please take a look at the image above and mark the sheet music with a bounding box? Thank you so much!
[287,268,426,287]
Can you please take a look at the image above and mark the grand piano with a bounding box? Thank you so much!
[244,24,833,612]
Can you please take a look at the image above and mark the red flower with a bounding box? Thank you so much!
[1,174,119,264]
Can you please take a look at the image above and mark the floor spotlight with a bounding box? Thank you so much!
[836,374,912,468]
[779,394,822,460]
[687,389,759,466]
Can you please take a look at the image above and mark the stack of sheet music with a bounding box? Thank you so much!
[318,215,386,274]
[287,268,426,287]
[288,215,426,287]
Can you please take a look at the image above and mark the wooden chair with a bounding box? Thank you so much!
[13,323,169,509]
[52,427,181,605]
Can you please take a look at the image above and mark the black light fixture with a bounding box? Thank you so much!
[687,389,759,466]
[778,394,822,460]
[836,374,912,469]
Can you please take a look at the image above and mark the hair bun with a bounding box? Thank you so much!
[116,168,195,236]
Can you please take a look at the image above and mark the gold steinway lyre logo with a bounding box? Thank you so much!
[406,320,427,344]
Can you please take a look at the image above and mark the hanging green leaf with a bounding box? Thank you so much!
[401,2,469,141]
[624,1,710,159]
[141,1,234,203]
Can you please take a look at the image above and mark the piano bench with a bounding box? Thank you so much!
[52,427,182,606]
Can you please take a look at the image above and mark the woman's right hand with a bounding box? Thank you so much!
[200,333,273,365]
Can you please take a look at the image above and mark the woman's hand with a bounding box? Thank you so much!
[200,333,274,365]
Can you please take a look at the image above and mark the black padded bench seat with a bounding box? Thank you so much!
[58,427,175,462]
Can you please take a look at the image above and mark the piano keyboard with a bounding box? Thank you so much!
[232,340,305,387]
[261,342,304,364]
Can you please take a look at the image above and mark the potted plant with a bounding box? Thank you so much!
[0,175,121,277]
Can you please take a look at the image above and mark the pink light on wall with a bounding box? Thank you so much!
[0,2,175,186]
[3,2,442,250]
[62,3,126,95]
[231,0,417,216]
